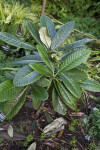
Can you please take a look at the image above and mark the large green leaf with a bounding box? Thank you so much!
[59,38,92,51]
[3,88,27,119]
[37,45,54,72]
[56,81,76,110]
[31,85,48,101]
[0,32,36,50]
[59,73,82,98]
[58,49,91,73]
[36,78,51,87]
[40,15,56,40]
[52,87,67,115]
[0,80,23,102]
[11,54,42,65]
[67,69,88,82]
[25,20,43,45]
[29,63,52,76]
[80,80,100,92]
[13,65,42,87]
[31,91,41,110]
[51,21,74,50]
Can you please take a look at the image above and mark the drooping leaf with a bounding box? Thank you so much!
[52,88,67,115]
[0,80,22,102]
[0,32,36,50]
[31,85,48,101]
[3,88,27,119]
[11,54,42,65]
[51,21,74,50]
[31,91,41,110]
[36,78,51,87]
[58,49,91,73]
[80,80,100,92]
[25,20,42,45]
[39,27,51,48]
[67,69,88,82]
[40,15,56,40]
[13,65,42,87]
[59,73,82,98]
[29,63,52,76]
[56,81,77,110]
[59,38,93,51]
[37,45,54,72]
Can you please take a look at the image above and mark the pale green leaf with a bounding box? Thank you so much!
[40,15,56,40]
[39,27,51,48]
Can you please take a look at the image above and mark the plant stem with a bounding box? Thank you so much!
[36,101,45,118]
[41,0,46,16]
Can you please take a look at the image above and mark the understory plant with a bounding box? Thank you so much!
[0,15,100,120]
[0,0,41,36]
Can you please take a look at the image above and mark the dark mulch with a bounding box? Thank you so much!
[0,96,99,150]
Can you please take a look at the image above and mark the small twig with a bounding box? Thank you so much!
[77,141,84,150]
[36,101,45,118]
[41,0,46,16]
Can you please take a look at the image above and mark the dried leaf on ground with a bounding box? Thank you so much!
[43,117,67,135]
[7,125,13,137]
[27,142,36,150]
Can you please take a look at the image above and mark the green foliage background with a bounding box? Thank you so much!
[33,0,100,38]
